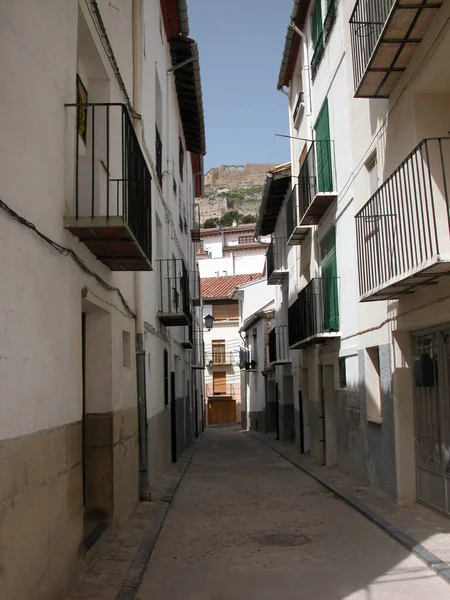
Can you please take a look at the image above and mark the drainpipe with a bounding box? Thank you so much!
[133,0,149,500]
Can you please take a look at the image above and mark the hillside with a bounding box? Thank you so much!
[198,163,276,227]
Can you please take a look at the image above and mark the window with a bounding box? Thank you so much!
[315,98,333,193]
[76,75,88,144]
[311,0,324,77]
[321,227,339,332]
[365,346,382,423]
[339,358,347,388]
[212,302,239,321]
[238,236,254,244]
[212,340,226,364]
[179,138,184,181]
[164,349,169,406]
[122,331,131,367]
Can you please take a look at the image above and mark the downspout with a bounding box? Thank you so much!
[133,0,149,500]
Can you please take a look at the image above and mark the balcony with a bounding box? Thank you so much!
[181,323,194,350]
[267,238,289,285]
[155,125,163,186]
[190,269,201,306]
[239,348,258,371]
[356,137,450,302]
[268,326,291,365]
[350,0,442,98]
[205,384,237,398]
[191,203,201,242]
[64,103,152,271]
[205,349,239,367]
[286,186,312,245]
[297,141,337,226]
[288,278,340,349]
[157,259,192,326]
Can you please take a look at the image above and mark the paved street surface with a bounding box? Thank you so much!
[136,425,449,600]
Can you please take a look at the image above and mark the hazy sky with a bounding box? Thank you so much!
[188,0,294,171]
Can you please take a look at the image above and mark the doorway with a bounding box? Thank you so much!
[81,307,113,549]
[413,329,450,515]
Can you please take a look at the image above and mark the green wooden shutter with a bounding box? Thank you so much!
[314,99,333,193]
[321,228,339,332]
[312,1,323,49]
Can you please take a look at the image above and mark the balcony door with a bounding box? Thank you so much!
[315,99,333,193]
[212,340,226,364]
[321,228,339,332]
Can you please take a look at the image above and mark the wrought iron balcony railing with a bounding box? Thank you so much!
[268,326,291,365]
[298,140,337,227]
[266,238,288,285]
[286,186,312,246]
[205,384,237,398]
[190,269,201,306]
[157,259,192,326]
[355,137,450,302]
[64,103,152,271]
[191,203,201,242]
[350,0,442,98]
[155,124,163,186]
[205,350,240,366]
[288,278,340,349]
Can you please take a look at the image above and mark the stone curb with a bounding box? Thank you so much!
[248,431,450,587]
[115,435,203,600]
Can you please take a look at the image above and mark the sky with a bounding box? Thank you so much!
[188,0,294,172]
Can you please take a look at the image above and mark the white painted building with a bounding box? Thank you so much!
[235,278,275,431]
[0,1,205,597]
[201,274,264,425]
[197,224,271,278]
[255,0,450,514]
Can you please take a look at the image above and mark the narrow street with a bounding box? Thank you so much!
[136,426,449,599]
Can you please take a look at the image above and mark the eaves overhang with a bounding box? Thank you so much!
[255,164,291,237]
[277,0,312,90]
[160,0,189,39]
[169,37,206,156]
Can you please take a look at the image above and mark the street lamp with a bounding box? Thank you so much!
[204,314,214,331]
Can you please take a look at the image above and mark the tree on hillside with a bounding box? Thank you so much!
[241,214,257,224]
[203,218,218,229]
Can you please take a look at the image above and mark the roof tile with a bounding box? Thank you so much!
[201,273,264,299]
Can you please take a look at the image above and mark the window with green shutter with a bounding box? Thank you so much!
[321,228,339,332]
[314,98,333,193]
[312,1,323,50]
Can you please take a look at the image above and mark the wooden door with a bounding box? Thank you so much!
[213,371,226,395]
[208,398,236,425]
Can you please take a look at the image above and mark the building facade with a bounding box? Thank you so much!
[256,0,450,513]
[0,1,205,598]
[197,223,271,278]
[201,274,263,425]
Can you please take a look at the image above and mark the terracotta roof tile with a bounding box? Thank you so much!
[201,273,264,299]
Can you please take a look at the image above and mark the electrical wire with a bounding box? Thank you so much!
[0,198,136,320]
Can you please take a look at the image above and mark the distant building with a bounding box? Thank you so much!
[201,274,264,425]
[197,223,271,278]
